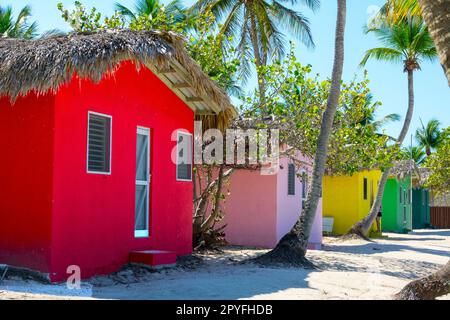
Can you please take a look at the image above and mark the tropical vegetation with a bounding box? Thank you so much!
[381,0,450,85]
[191,0,319,104]
[4,0,449,300]
[416,119,443,156]
[348,15,437,237]
[0,4,37,39]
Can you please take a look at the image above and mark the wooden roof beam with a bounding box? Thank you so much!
[158,67,176,74]
[172,82,190,89]
[186,97,204,103]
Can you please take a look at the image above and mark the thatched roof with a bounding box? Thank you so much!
[389,160,432,187]
[0,29,237,128]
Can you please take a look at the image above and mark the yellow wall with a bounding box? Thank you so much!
[323,170,381,235]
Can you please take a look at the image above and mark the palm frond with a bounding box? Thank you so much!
[416,119,443,153]
[237,10,253,84]
[219,2,243,38]
[402,146,426,165]
[21,21,38,39]
[0,6,13,35]
[360,47,403,67]
[271,1,314,49]
[209,0,237,22]
[370,113,401,130]
[114,3,137,21]
[276,0,320,12]
[40,29,66,39]
[135,0,158,15]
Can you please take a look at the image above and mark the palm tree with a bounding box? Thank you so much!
[379,0,420,22]
[416,119,443,156]
[192,0,319,103]
[115,0,190,26]
[396,260,450,300]
[401,146,426,165]
[252,0,346,266]
[348,17,437,237]
[418,0,450,85]
[381,0,450,85]
[0,5,37,39]
[350,94,400,141]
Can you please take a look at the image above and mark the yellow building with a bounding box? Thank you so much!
[323,170,381,235]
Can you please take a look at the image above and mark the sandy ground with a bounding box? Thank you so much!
[1,229,449,300]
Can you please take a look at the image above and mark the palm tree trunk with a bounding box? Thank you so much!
[418,0,450,86]
[249,13,266,107]
[349,69,415,236]
[395,260,450,300]
[252,0,346,266]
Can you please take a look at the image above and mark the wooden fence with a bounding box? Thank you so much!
[430,207,450,228]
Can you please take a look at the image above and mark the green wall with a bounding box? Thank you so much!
[382,176,413,233]
[412,188,430,229]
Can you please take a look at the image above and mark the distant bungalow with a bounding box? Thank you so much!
[322,161,431,235]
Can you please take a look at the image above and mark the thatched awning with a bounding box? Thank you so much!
[0,29,237,128]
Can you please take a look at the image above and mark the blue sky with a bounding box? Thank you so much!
[3,0,449,144]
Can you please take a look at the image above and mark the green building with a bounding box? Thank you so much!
[412,188,430,229]
[382,176,413,233]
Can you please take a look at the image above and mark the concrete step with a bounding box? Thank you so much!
[129,250,177,267]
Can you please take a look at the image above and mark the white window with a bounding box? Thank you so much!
[87,112,112,174]
[176,131,193,181]
[135,127,150,238]
[287,163,295,196]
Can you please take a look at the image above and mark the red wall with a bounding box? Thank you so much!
[0,93,55,274]
[50,62,194,281]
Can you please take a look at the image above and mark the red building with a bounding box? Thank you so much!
[0,31,234,282]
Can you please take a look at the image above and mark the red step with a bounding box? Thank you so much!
[129,250,177,267]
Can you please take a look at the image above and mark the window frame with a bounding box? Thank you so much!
[301,171,308,200]
[86,111,113,175]
[301,170,308,208]
[399,187,403,204]
[287,163,296,196]
[176,131,193,182]
[363,178,368,200]
[135,126,151,238]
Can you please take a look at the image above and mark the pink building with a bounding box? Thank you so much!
[222,154,323,249]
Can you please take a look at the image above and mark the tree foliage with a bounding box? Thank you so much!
[425,127,450,194]
[241,48,398,176]
[192,0,318,82]
[416,119,443,156]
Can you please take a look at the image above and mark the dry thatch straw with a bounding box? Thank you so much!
[389,159,432,188]
[0,29,236,130]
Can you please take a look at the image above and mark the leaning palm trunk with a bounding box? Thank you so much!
[418,0,450,85]
[349,69,415,236]
[252,0,346,266]
[395,260,450,300]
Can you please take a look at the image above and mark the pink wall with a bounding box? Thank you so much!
[276,156,322,249]
[223,154,323,249]
[222,170,278,248]
[1,61,194,282]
